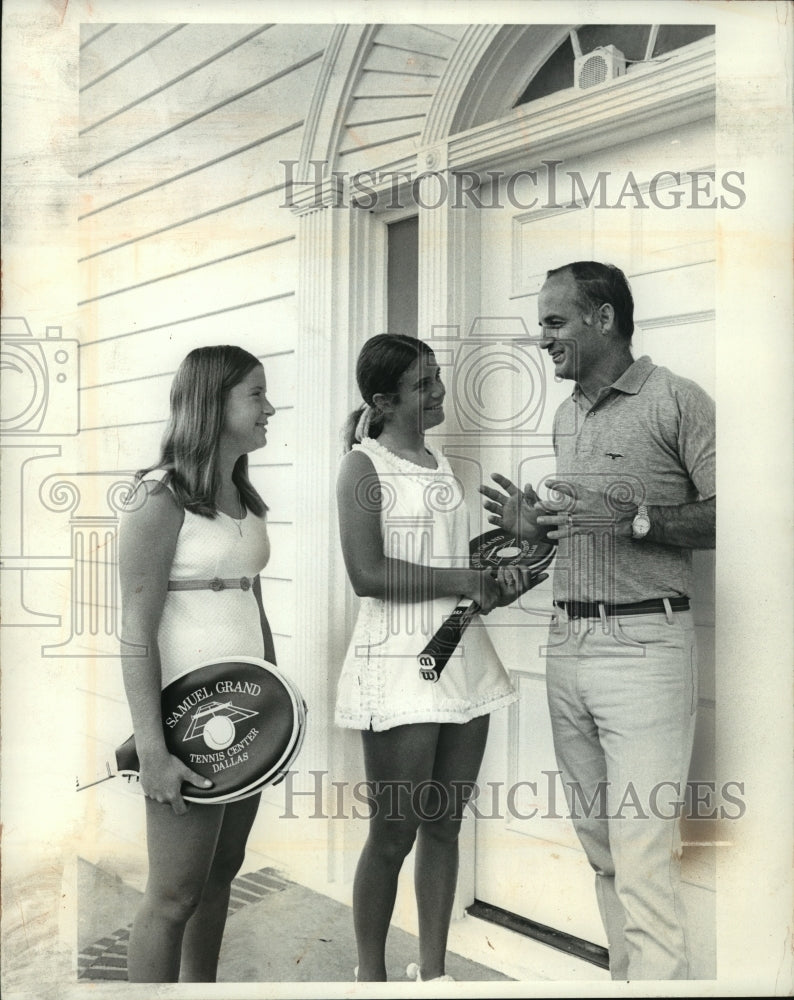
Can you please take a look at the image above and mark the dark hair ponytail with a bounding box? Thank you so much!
[342,334,432,452]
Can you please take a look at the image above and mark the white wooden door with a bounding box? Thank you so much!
[467,121,717,967]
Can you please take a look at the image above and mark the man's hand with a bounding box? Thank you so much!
[535,478,635,542]
[479,474,548,543]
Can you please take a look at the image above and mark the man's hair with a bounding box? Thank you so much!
[547,261,634,339]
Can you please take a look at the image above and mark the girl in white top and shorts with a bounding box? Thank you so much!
[335,334,546,982]
[118,345,277,982]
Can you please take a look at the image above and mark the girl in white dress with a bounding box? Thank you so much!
[118,346,276,982]
[335,334,547,982]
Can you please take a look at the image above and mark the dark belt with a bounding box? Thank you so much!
[168,576,254,592]
[555,597,690,619]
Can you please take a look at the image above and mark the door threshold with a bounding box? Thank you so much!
[467,899,610,971]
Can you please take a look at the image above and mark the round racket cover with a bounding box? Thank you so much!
[118,656,307,804]
[470,528,557,573]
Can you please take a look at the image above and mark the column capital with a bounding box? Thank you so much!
[288,175,346,217]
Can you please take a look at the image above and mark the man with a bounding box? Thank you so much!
[480,261,715,980]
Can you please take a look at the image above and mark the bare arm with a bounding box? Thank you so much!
[118,481,211,813]
[536,480,716,549]
[646,496,715,549]
[337,449,500,611]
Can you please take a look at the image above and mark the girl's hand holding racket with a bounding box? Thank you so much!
[466,569,501,614]
[418,529,556,682]
[138,748,212,816]
[494,564,545,607]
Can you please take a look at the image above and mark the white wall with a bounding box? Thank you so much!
[76,21,332,861]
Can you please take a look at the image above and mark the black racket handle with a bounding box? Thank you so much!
[418,599,480,682]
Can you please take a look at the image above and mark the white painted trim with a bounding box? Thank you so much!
[422,24,501,144]
[296,24,376,180]
[345,38,715,209]
[447,39,715,175]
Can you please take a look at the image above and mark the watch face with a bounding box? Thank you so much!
[633,515,651,538]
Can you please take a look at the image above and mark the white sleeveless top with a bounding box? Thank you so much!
[334,438,516,731]
[127,472,271,687]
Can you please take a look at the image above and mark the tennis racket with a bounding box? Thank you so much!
[77,656,307,804]
[417,529,556,682]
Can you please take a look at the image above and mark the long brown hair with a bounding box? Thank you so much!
[138,345,267,517]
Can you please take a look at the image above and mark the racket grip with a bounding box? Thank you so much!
[418,599,480,682]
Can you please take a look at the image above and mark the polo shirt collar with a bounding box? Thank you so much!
[571,355,655,401]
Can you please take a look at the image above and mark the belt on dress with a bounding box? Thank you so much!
[555,596,690,619]
[168,576,254,592]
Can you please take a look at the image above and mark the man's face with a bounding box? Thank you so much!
[537,272,601,382]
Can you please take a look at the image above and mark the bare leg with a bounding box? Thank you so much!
[179,793,261,982]
[353,724,442,982]
[414,714,490,980]
[127,798,226,982]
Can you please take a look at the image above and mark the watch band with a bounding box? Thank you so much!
[631,504,651,540]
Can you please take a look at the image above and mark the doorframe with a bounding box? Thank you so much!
[292,25,716,894]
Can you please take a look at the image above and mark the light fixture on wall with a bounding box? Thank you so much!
[570,29,626,90]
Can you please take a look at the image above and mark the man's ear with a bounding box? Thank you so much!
[597,302,616,335]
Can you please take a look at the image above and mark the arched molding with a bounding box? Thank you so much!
[423,24,572,143]
[421,24,501,144]
[296,24,377,181]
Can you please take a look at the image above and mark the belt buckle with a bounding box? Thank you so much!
[210,577,225,592]
[240,577,251,591]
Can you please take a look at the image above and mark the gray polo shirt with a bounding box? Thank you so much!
[551,355,715,603]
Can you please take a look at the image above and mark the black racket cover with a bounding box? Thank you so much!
[116,656,307,803]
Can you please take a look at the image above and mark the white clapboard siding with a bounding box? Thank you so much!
[79,193,298,303]
[375,23,463,58]
[339,116,426,157]
[80,25,271,132]
[80,93,311,223]
[76,23,321,845]
[347,94,436,125]
[79,144,301,261]
[79,295,297,385]
[258,522,297,583]
[333,24,465,176]
[82,240,297,349]
[365,41,448,78]
[259,577,296,637]
[354,68,440,100]
[79,23,186,99]
[250,463,294,522]
[80,25,327,177]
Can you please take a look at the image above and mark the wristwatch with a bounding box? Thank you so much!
[631,503,651,540]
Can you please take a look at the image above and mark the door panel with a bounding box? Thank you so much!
[471,121,716,969]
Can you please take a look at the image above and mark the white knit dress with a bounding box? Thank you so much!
[129,472,273,686]
[334,438,517,731]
